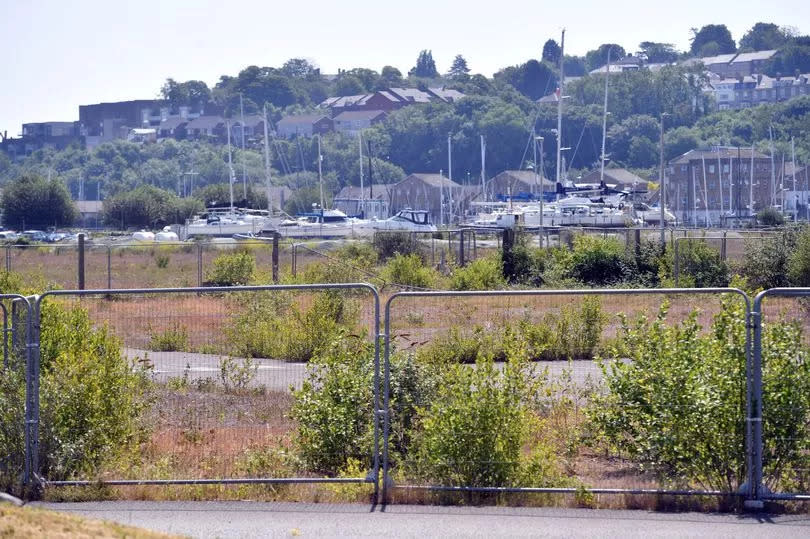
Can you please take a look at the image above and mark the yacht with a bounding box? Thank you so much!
[368,209,437,233]
[185,208,271,237]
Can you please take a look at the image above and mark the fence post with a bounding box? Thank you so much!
[744,307,765,509]
[272,233,280,284]
[721,231,728,261]
[634,229,641,261]
[458,230,465,266]
[674,239,680,286]
[5,245,10,272]
[77,234,85,290]
[107,246,112,289]
[291,243,298,278]
[197,243,203,286]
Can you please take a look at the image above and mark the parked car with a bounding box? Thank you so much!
[0,231,19,241]
[21,230,48,242]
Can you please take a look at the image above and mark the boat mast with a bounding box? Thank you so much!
[480,135,486,202]
[317,134,324,214]
[447,133,453,223]
[701,155,710,227]
[769,126,776,207]
[262,104,273,215]
[792,137,797,222]
[240,94,248,201]
[750,143,755,217]
[226,120,235,213]
[556,29,565,188]
[717,150,724,219]
[359,131,365,218]
[600,47,610,185]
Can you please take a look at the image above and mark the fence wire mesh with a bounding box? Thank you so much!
[756,289,810,499]
[383,289,750,503]
[33,285,379,497]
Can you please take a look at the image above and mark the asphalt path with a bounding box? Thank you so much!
[127,348,605,393]
[34,501,810,538]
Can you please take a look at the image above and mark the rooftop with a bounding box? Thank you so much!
[333,110,387,121]
[670,147,769,164]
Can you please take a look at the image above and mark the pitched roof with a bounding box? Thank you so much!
[493,170,554,189]
[427,87,465,102]
[232,115,264,128]
[698,53,738,65]
[387,88,432,103]
[277,114,330,126]
[186,115,225,129]
[732,50,778,63]
[670,147,769,164]
[158,117,188,130]
[335,184,394,200]
[400,173,461,188]
[76,200,103,213]
[333,110,387,121]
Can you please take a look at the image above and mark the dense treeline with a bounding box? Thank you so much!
[1,21,809,215]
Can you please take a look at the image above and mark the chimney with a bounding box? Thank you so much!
[776,72,781,81]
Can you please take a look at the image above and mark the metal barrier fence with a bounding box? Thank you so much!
[382,288,754,504]
[26,284,381,498]
[14,282,810,508]
[0,295,35,489]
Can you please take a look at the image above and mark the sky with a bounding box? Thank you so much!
[1,0,808,136]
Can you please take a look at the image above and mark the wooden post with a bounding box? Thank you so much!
[501,228,515,281]
[77,233,85,290]
[458,230,465,266]
[272,233,280,283]
[721,231,727,261]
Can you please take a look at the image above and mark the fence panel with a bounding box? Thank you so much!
[0,295,35,493]
[752,288,810,502]
[32,284,380,499]
[382,288,751,504]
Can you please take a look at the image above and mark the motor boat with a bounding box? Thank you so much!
[155,226,180,242]
[185,208,271,237]
[368,209,437,233]
[132,230,155,242]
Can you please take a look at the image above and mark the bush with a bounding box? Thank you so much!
[372,232,425,261]
[290,335,374,475]
[667,238,729,288]
[148,323,188,352]
[407,343,567,488]
[788,226,810,287]
[565,235,632,286]
[205,252,255,286]
[587,296,810,493]
[450,255,505,290]
[380,253,438,289]
[739,227,798,289]
[229,291,359,362]
[0,302,152,491]
[757,206,786,226]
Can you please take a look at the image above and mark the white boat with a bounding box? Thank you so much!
[368,209,437,233]
[132,230,155,242]
[273,208,370,239]
[185,208,271,237]
[633,202,676,225]
[155,226,180,242]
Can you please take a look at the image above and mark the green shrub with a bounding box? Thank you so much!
[380,253,438,289]
[407,342,567,488]
[155,253,170,268]
[205,252,255,286]
[290,334,375,475]
[219,356,258,393]
[565,235,632,286]
[450,255,506,290]
[229,291,359,362]
[501,232,545,285]
[666,238,729,288]
[788,226,810,287]
[757,206,786,226]
[372,232,425,261]
[24,302,151,486]
[586,297,810,493]
[740,227,799,289]
[148,323,188,352]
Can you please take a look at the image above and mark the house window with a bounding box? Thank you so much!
[681,165,687,172]
[709,165,715,174]
[723,164,730,173]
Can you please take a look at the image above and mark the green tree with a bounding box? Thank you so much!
[585,44,626,71]
[739,22,789,51]
[281,58,320,80]
[379,66,404,88]
[409,50,439,78]
[334,75,366,96]
[542,39,561,64]
[495,60,558,100]
[102,184,200,228]
[638,41,680,63]
[160,78,211,110]
[765,36,810,77]
[446,54,471,81]
[1,173,78,229]
[690,24,736,56]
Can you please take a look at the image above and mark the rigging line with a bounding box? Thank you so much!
[569,121,588,171]
[516,70,560,171]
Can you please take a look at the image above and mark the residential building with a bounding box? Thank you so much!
[79,99,204,146]
[127,128,157,143]
[0,121,82,161]
[231,115,266,142]
[389,173,470,224]
[667,147,774,225]
[185,116,227,141]
[76,200,104,228]
[332,110,387,136]
[319,87,465,116]
[488,170,554,200]
[710,73,810,110]
[588,55,644,75]
[275,115,333,138]
[333,184,393,219]
[686,50,779,77]
[157,117,189,139]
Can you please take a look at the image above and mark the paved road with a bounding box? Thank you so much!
[35,501,810,538]
[127,348,605,393]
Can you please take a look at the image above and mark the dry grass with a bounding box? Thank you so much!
[0,502,182,538]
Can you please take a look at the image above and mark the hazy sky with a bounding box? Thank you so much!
[1,0,808,136]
